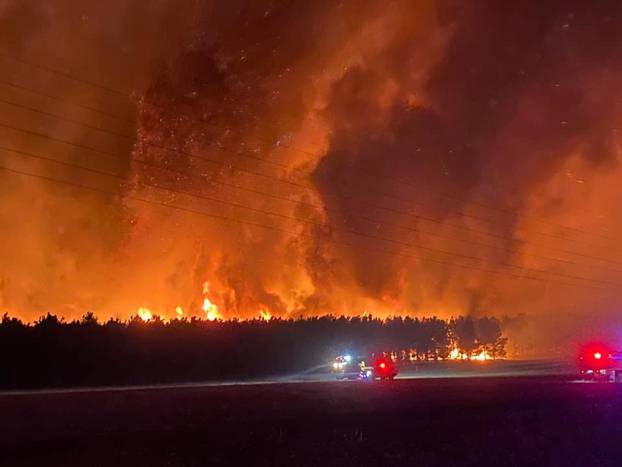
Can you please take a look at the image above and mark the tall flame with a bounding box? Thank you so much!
[448,347,461,360]
[471,349,492,361]
[202,281,222,321]
[259,309,272,321]
[447,346,492,361]
[137,307,153,322]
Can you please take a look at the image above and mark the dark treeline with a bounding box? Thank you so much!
[0,313,507,389]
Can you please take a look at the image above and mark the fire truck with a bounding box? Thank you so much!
[578,344,622,382]
[332,354,398,381]
[372,355,398,380]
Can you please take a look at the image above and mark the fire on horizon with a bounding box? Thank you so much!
[1,1,622,352]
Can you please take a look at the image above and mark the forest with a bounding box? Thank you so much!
[0,313,507,389]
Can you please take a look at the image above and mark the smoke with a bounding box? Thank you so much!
[312,0,622,321]
[0,0,166,316]
[1,0,622,353]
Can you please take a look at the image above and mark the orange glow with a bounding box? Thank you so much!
[175,306,184,318]
[202,298,221,321]
[448,348,463,360]
[137,307,153,322]
[201,281,222,321]
[471,350,491,362]
[447,347,492,361]
[259,310,272,321]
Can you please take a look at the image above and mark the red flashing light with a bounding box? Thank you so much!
[379,362,386,369]
[579,343,614,372]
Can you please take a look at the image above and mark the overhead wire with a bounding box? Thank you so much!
[2,52,622,282]
[0,53,616,249]
[2,101,622,272]
[1,162,619,294]
[1,50,614,245]
[4,144,622,290]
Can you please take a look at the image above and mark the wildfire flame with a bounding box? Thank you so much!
[259,309,272,321]
[471,349,491,361]
[203,298,221,321]
[137,307,153,322]
[202,281,222,321]
[449,347,461,360]
[175,306,184,318]
[447,347,492,361]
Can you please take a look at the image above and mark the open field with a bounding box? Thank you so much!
[3,370,622,466]
[0,359,575,393]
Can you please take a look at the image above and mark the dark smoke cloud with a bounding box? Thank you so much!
[312,0,622,319]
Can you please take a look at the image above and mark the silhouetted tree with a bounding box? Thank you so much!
[80,312,99,326]
[0,313,508,389]
[452,317,478,355]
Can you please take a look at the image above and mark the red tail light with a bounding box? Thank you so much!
[578,343,613,370]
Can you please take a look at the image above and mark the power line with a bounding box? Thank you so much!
[5,137,622,277]
[0,146,494,263]
[0,79,134,126]
[3,113,622,273]
[2,91,618,274]
[0,145,316,228]
[2,100,620,269]
[332,158,618,243]
[2,51,614,245]
[4,146,622,290]
[2,162,616,293]
[0,51,131,98]
[0,92,134,139]
[1,54,620,264]
[138,98,617,246]
[140,103,616,245]
[251,136,613,242]
[355,212,622,275]
[0,51,616,250]
[6,87,610,275]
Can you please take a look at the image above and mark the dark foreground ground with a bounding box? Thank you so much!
[3,373,622,467]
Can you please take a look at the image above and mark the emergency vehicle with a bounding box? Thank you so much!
[332,354,398,381]
[578,344,622,382]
